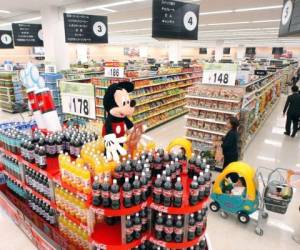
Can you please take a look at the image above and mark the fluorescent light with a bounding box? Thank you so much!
[111,28,151,33]
[235,5,283,12]
[0,16,41,27]
[109,18,151,25]
[98,7,117,13]
[207,21,250,26]
[200,10,233,16]
[0,10,10,14]
[252,19,280,23]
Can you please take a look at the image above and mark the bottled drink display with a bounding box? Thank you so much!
[1,154,22,180]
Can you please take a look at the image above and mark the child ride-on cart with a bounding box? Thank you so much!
[209,162,294,236]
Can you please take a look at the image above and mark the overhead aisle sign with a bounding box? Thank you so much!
[152,0,200,40]
[12,23,43,46]
[0,30,14,49]
[202,63,238,86]
[60,81,96,119]
[64,13,108,43]
[279,0,300,37]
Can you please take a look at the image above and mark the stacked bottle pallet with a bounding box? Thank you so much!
[0,71,27,113]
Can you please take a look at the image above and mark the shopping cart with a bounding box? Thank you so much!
[255,167,293,236]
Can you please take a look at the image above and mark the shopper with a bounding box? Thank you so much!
[222,117,239,170]
[283,85,300,138]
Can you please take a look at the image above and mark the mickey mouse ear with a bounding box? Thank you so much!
[118,81,134,92]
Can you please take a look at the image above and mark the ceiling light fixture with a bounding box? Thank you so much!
[98,7,117,13]
[207,21,250,26]
[235,5,283,12]
[252,19,280,23]
[200,10,233,16]
[0,16,41,27]
[0,10,10,14]
[109,18,151,25]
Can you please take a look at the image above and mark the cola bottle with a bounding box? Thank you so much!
[28,141,36,163]
[169,161,176,182]
[124,161,132,181]
[188,214,196,240]
[174,158,182,177]
[163,153,170,167]
[153,174,163,204]
[189,176,200,205]
[188,153,196,178]
[194,155,202,176]
[55,136,64,155]
[201,158,207,170]
[173,177,183,208]
[199,238,207,250]
[140,208,148,233]
[204,167,211,197]
[111,179,120,209]
[198,172,205,201]
[126,216,134,243]
[20,139,26,159]
[164,215,173,242]
[157,148,164,157]
[46,136,56,157]
[163,176,172,207]
[114,163,123,185]
[34,145,39,164]
[133,176,141,205]
[140,172,148,201]
[135,160,143,177]
[101,178,110,208]
[155,212,164,240]
[153,153,162,176]
[165,165,171,177]
[64,132,71,153]
[133,213,142,239]
[69,136,76,157]
[144,167,152,195]
[195,211,203,236]
[38,146,47,170]
[174,215,183,243]
[123,177,133,208]
[92,176,101,206]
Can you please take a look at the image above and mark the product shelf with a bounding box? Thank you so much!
[185,116,227,125]
[148,230,206,249]
[185,105,239,115]
[149,172,209,215]
[185,126,226,136]
[186,95,241,103]
[56,206,88,231]
[91,221,148,250]
[185,136,213,145]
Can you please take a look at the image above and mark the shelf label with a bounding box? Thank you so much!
[60,81,96,119]
[203,63,237,86]
[104,66,124,78]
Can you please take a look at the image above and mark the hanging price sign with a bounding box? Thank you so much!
[60,81,96,119]
[104,62,125,78]
[202,63,238,86]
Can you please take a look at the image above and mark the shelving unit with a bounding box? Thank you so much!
[93,66,202,130]
[0,71,27,113]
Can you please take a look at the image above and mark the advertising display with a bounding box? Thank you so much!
[152,0,200,40]
[64,13,108,43]
[12,23,43,46]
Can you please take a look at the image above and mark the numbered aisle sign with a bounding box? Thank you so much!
[0,30,14,49]
[104,62,125,78]
[60,81,96,119]
[64,13,108,43]
[202,63,238,86]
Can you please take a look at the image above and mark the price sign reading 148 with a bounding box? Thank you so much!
[203,63,238,86]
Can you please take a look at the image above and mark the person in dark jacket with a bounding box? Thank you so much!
[283,85,300,138]
[222,117,239,168]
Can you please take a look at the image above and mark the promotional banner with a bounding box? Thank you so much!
[279,0,300,37]
[12,23,43,46]
[0,30,14,49]
[64,13,108,43]
[60,81,96,119]
[152,0,200,40]
[202,63,238,86]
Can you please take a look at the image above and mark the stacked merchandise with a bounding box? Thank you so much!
[62,64,104,81]
[185,66,291,170]
[93,65,202,130]
[0,71,27,113]
[41,73,64,121]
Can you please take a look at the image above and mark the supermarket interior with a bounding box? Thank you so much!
[0,0,300,250]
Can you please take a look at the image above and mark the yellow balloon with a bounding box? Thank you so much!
[166,138,193,159]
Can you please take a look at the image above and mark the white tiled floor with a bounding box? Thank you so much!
[1,96,300,250]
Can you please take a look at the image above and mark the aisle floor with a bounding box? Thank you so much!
[0,96,300,250]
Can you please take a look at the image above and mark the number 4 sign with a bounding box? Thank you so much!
[59,81,96,119]
[202,63,238,86]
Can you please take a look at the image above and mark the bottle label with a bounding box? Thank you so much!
[164,226,174,234]
[114,171,123,179]
[153,163,162,170]
[133,188,141,196]
[141,184,147,193]
[153,187,162,195]
[190,188,199,196]
[134,224,142,232]
[28,150,34,160]
[188,225,196,232]
[123,190,132,199]
[93,190,101,196]
[73,147,81,156]
[155,224,163,232]
[101,190,110,199]
[200,185,205,192]
[126,227,133,234]
[39,155,46,166]
[173,190,183,198]
[174,227,183,235]
[188,163,195,170]
[163,189,172,198]
[142,218,147,225]
[46,145,56,155]
[196,221,204,228]
[56,145,63,153]
[64,141,70,151]
[111,192,120,201]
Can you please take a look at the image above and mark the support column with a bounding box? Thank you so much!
[215,40,224,62]
[41,6,70,70]
[237,45,245,60]
[168,41,182,63]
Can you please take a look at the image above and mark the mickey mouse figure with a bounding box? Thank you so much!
[102,81,136,161]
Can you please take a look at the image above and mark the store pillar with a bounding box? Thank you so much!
[237,45,245,60]
[168,41,182,63]
[40,6,70,70]
[215,40,224,62]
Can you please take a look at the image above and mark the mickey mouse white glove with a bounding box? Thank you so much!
[104,134,127,162]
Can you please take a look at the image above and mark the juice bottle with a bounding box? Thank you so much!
[74,163,84,191]
[94,159,105,183]
[81,166,91,194]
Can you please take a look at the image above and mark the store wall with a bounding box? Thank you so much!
[0,47,33,63]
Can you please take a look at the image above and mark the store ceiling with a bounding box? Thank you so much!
[0,0,299,47]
